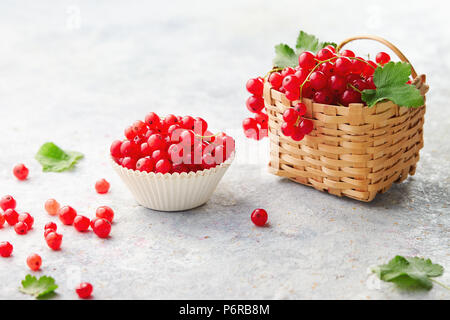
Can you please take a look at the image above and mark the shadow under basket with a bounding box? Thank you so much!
[265,35,429,202]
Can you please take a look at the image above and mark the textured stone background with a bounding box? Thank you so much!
[0,0,449,299]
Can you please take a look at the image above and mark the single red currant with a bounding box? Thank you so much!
[155,159,172,174]
[27,253,42,271]
[251,209,268,227]
[254,113,268,129]
[281,122,294,137]
[92,218,111,238]
[316,47,335,61]
[13,164,29,180]
[282,75,299,92]
[4,209,19,226]
[282,108,299,123]
[362,61,377,77]
[76,282,93,299]
[152,149,169,162]
[0,241,13,257]
[293,102,307,116]
[14,221,28,235]
[268,72,282,89]
[96,206,114,223]
[147,134,166,151]
[124,126,136,140]
[299,119,314,135]
[340,89,362,106]
[318,62,335,77]
[58,206,77,225]
[328,75,346,95]
[95,178,110,194]
[120,140,139,158]
[298,51,316,70]
[340,49,355,58]
[351,57,366,75]
[18,213,34,229]
[110,140,122,158]
[313,89,335,105]
[375,52,390,65]
[242,118,259,140]
[136,157,155,172]
[45,222,57,231]
[74,215,91,232]
[246,78,264,96]
[121,157,137,170]
[335,57,352,76]
[291,126,305,141]
[145,112,161,129]
[45,232,63,250]
[0,195,16,211]
[309,71,328,90]
[45,199,60,216]
[246,95,264,113]
[285,88,300,101]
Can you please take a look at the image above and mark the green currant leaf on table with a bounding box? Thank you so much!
[361,62,425,108]
[19,275,58,299]
[372,256,448,290]
[35,142,84,172]
[273,30,335,68]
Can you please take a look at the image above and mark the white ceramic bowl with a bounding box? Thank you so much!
[111,155,233,211]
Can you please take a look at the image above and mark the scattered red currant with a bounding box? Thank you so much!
[95,178,110,194]
[0,241,13,257]
[251,209,268,227]
[76,282,93,299]
[4,209,19,226]
[58,206,77,225]
[74,215,91,232]
[92,218,111,238]
[45,199,60,216]
[0,195,16,211]
[45,232,63,250]
[96,206,114,223]
[13,163,29,180]
[14,221,28,235]
[27,253,42,271]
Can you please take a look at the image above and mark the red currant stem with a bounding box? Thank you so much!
[430,279,450,291]
[348,83,362,94]
[294,116,302,127]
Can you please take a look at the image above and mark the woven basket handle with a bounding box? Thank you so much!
[336,35,418,79]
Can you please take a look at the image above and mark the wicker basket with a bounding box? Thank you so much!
[264,35,429,202]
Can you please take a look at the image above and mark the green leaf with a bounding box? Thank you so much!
[361,62,424,107]
[372,256,444,290]
[295,31,335,55]
[272,30,335,68]
[19,275,58,299]
[273,43,298,69]
[35,142,84,172]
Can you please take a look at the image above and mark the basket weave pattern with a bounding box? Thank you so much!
[264,36,429,202]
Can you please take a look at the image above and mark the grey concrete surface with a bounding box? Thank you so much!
[0,0,449,299]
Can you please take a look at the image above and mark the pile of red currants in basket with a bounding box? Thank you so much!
[110,113,235,174]
[243,46,394,142]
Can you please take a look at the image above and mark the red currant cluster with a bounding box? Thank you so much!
[0,195,34,235]
[110,113,235,174]
[269,46,391,106]
[242,77,269,140]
